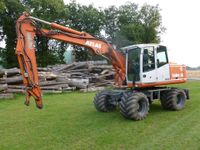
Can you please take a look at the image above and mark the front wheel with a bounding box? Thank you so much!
[119,92,149,121]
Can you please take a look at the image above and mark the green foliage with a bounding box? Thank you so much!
[0,81,199,149]
[0,0,25,68]
[0,1,5,12]
[118,2,139,26]
[0,1,165,68]
[66,1,104,35]
[24,0,68,67]
[66,1,105,61]
[23,0,67,23]
[104,3,165,48]
[139,4,165,43]
[103,6,119,40]
[35,36,63,67]
[0,0,69,68]
[0,1,5,43]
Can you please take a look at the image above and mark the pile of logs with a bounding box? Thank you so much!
[0,61,114,99]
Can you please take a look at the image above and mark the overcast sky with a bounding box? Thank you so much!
[63,0,200,67]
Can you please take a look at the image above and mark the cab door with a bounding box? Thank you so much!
[156,46,170,82]
[141,46,157,83]
[126,47,141,84]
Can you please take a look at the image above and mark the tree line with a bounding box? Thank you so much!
[0,0,165,68]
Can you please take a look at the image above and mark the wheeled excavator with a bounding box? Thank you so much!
[15,12,189,120]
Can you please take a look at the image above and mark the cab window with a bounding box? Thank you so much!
[156,46,168,67]
[143,47,155,72]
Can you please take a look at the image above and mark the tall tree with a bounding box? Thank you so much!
[23,0,68,66]
[139,4,165,43]
[104,3,165,48]
[0,0,5,41]
[0,0,69,67]
[66,1,105,61]
[118,2,139,26]
[103,6,119,40]
[0,0,25,68]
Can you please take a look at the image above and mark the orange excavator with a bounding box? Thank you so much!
[16,12,189,120]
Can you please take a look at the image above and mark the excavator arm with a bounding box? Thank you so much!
[16,12,126,108]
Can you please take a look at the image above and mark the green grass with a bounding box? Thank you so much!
[1,81,200,150]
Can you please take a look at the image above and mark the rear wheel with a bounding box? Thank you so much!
[119,92,149,120]
[160,89,186,110]
[93,91,116,112]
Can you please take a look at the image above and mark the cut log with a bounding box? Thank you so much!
[0,93,14,99]
[0,69,5,78]
[4,76,23,84]
[4,68,20,77]
[76,60,108,65]
[65,69,89,73]
[42,90,62,94]
[7,88,25,93]
[39,72,57,80]
[55,76,68,82]
[0,84,8,92]
[100,69,111,75]
[0,80,6,84]
[38,67,51,72]
[66,79,89,89]
[62,86,76,91]
[90,65,113,70]
[95,72,115,79]
[41,86,62,90]
[39,76,47,82]
[70,72,88,78]
[8,85,25,89]
[40,81,69,86]
[80,87,106,92]
[52,63,75,72]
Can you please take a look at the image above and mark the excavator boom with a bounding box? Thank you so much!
[16,12,126,108]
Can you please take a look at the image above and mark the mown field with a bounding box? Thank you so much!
[0,81,200,150]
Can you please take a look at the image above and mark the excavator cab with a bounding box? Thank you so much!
[123,44,183,88]
[95,43,188,121]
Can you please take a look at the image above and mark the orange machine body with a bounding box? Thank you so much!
[15,12,187,108]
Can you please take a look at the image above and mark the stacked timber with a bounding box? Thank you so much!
[0,61,114,98]
[0,68,18,99]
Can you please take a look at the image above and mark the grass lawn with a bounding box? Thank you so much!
[1,81,200,150]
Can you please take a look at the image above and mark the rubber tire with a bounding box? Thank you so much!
[119,92,149,121]
[93,91,116,112]
[160,89,186,110]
